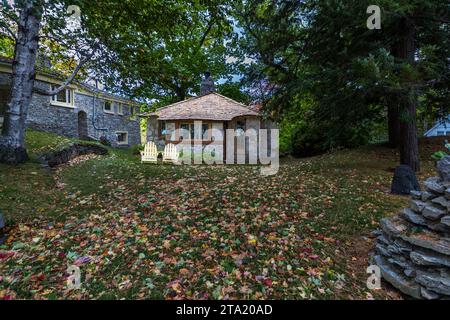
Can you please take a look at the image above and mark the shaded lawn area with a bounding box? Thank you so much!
[0,131,440,299]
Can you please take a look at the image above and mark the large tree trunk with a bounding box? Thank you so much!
[399,94,420,171]
[391,17,420,171]
[387,104,400,148]
[0,1,42,164]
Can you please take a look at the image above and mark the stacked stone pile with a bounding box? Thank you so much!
[373,157,450,299]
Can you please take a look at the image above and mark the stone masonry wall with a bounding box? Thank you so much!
[0,71,141,147]
[373,157,450,299]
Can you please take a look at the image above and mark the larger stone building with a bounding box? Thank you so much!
[0,57,141,147]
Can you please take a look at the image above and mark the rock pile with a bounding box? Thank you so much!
[38,143,108,168]
[373,156,450,299]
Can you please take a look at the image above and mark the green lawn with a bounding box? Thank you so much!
[0,130,440,300]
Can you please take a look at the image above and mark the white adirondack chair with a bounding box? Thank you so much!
[141,141,158,163]
[163,143,179,164]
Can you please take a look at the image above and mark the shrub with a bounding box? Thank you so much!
[291,124,327,157]
[130,144,144,155]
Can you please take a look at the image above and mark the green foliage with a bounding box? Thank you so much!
[0,35,14,58]
[430,140,450,160]
[290,122,327,158]
[216,82,251,105]
[80,0,235,102]
[130,144,144,155]
[234,0,449,155]
[431,151,447,161]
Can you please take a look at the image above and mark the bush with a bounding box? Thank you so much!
[291,124,327,157]
[130,144,144,155]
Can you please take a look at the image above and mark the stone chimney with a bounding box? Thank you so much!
[200,71,216,95]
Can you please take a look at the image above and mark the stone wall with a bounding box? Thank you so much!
[0,71,141,147]
[373,157,450,299]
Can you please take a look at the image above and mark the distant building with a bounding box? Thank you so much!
[0,57,141,147]
[424,116,450,137]
[142,73,276,163]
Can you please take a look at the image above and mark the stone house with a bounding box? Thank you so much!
[142,74,276,163]
[0,57,141,147]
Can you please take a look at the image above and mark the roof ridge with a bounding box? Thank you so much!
[153,95,201,112]
[210,92,253,109]
[154,92,252,112]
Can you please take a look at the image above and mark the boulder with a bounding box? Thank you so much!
[410,250,450,267]
[410,190,422,199]
[421,191,436,202]
[374,164,450,299]
[402,208,427,226]
[380,216,408,237]
[441,216,450,227]
[422,205,447,221]
[424,177,445,194]
[409,200,426,213]
[420,287,440,300]
[391,165,420,195]
[374,255,422,299]
[401,234,450,256]
[445,188,450,200]
[426,221,450,233]
[437,156,450,182]
[431,196,450,210]
[416,270,450,296]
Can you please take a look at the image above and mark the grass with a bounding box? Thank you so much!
[0,130,442,300]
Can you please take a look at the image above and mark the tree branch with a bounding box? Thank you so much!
[0,21,17,41]
[33,53,93,96]
[196,18,214,52]
[1,9,19,25]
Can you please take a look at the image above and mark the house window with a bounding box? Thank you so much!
[118,103,124,115]
[51,86,74,107]
[160,121,166,136]
[437,131,445,136]
[202,124,209,140]
[180,123,194,140]
[104,101,114,114]
[236,120,245,136]
[116,131,128,145]
[130,106,138,120]
[180,123,210,140]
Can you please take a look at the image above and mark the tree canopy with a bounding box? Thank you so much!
[233,0,449,168]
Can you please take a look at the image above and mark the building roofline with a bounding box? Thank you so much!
[0,57,138,106]
[424,116,450,136]
[141,92,260,118]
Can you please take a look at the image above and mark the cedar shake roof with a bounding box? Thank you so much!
[145,93,260,121]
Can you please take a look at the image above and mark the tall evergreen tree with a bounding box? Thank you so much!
[234,0,449,171]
